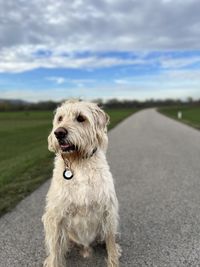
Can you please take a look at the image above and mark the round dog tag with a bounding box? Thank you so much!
[63,169,73,179]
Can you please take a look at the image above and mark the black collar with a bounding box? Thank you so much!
[85,147,97,159]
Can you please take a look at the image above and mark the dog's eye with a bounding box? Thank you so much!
[58,116,63,122]
[76,115,85,123]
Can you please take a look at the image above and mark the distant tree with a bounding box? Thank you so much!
[187,97,193,104]
[0,97,199,112]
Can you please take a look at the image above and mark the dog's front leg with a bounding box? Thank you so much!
[105,230,120,267]
[42,211,68,267]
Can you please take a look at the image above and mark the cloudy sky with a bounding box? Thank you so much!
[0,0,200,102]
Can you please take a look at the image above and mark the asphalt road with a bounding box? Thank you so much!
[1,109,200,267]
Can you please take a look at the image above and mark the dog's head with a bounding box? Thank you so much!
[48,100,109,157]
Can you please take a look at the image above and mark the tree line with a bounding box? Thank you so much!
[0,97,199,111]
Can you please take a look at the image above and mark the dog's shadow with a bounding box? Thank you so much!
[66,243,107,267]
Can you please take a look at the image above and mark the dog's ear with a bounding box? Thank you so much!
[91,105,109,151]
[93,105,110,130]
[47,132,55,152]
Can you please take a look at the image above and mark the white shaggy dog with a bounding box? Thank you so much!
[42,100,121,267]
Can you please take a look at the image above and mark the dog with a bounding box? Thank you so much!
[42,100,121,267]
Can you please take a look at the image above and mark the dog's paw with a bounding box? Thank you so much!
[80,246,93,258]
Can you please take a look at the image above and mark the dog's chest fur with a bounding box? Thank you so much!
[46,152,115,246]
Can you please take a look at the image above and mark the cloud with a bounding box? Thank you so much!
[161,56,200,69]
[46,76,96,87]
[114,79,132,85]
[0,0,200,101]
[0,0,200,72]
[47,76,66,84]
[1,0,200,51]
[0,46,147,72]
[1,66,200,102]
[0,47,200,73]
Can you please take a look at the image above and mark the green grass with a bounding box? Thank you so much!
[106,108,137,130]
[0,108,137,216]
[158,106,200,130]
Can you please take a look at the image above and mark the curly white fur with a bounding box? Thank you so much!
[42,100,121,267]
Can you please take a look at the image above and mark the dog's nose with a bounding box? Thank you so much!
[54,127,68,140]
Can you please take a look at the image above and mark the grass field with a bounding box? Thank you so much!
[0,108,137,216]
[158,106,200,130]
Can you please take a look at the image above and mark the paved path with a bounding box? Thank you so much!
[1,109,200,267]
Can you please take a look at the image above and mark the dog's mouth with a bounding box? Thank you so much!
[59,140,76,153]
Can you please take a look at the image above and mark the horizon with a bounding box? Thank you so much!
[0,96,198,105]
[0,0,200,101]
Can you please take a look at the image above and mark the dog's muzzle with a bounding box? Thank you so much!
[54,127,75,152]
[54,127,68,140]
